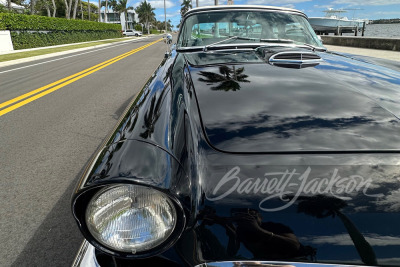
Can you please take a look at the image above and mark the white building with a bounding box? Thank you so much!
[0,0,25,12]
[100,10,138,31]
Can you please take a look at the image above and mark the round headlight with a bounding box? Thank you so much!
[85,184,177,253]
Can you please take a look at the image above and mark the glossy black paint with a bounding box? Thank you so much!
[72,34,400,267]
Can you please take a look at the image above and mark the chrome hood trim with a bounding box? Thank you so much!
[72,240,100,267]
[196,261,370,267]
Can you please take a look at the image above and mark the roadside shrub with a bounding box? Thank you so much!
[11,30,122,49]
[0,13,122,49]
[0,13,121,31]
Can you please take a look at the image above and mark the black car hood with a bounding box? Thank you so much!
[186,51,400,152]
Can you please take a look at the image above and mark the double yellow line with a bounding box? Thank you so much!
[0,38,162,117]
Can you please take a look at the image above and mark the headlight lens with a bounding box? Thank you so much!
[85,184,177,253]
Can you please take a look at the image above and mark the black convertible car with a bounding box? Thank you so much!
[71,5,400,267]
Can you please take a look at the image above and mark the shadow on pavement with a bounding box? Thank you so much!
[11,166,87,267]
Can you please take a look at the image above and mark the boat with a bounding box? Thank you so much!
[309,8,365,35]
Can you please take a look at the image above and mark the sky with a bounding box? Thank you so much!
[97,0,400,30]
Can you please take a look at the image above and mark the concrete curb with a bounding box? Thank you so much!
[321,36,400,51]
[324,45,400,62]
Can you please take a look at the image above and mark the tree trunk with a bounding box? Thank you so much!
[80,0,83,19]
[64,0,70,18]
[31,0,35,14]
[51,0,56,17]
[7,0,11,11]
[68,0,73,19]
[104,0,108,22]
[45,3,51,17]
[73,0,79,19]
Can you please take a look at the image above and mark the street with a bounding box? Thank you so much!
[0,36,166,266]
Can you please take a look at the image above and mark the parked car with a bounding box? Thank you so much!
[123,29,142,36]
[72,5,400,267]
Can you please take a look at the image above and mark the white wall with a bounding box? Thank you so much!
[0,31,14,52]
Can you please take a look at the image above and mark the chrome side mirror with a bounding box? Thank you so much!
[164,33,173,44]
[164,33,173,56]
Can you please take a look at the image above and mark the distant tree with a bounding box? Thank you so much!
[180,0,191,17]
[34,0,56,17]
[135,1,155,34]
[79,1,98,20]
[36,0,50,16]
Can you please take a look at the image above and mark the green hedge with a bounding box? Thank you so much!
[0,13,121,31]
[0,13,122,50]
[11,31,123,49]
[0,13,122,49]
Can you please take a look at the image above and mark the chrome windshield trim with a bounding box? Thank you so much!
[184,5,307,19]
[177,43,322,52]
[71,240,100,267]
[195,261,371,267]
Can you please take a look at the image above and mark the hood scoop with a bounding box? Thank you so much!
[257,47,322,69]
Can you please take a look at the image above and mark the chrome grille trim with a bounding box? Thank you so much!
[269,51,323,65]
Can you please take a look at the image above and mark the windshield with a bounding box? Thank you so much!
[177,10,323,49]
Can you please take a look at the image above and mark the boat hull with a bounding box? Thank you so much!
[309,17,364,34]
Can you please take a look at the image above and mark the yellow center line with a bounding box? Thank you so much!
[0,38,162,117]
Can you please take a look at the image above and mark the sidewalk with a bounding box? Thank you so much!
[0,35,152,68]
[324,45,400,61]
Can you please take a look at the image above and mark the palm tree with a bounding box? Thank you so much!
[115,0,133,30]
[108,0,117,12]
[135,1,155,34]
[180,0,191,17]
[101,0,109,22]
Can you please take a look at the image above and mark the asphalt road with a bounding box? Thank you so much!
[0,36,166,267]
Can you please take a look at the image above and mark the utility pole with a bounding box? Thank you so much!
[164,0,167,33]
[98,0,101,22]
[214,0,218,5]
[196,0,198,8]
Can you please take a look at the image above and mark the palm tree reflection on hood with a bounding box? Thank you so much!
[295,195,377,265]
[198,65,250,91]
[140,90,166,139]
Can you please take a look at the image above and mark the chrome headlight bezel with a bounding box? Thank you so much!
[72,182,186,259]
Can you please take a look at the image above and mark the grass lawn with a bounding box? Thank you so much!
[0,37,132,63]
